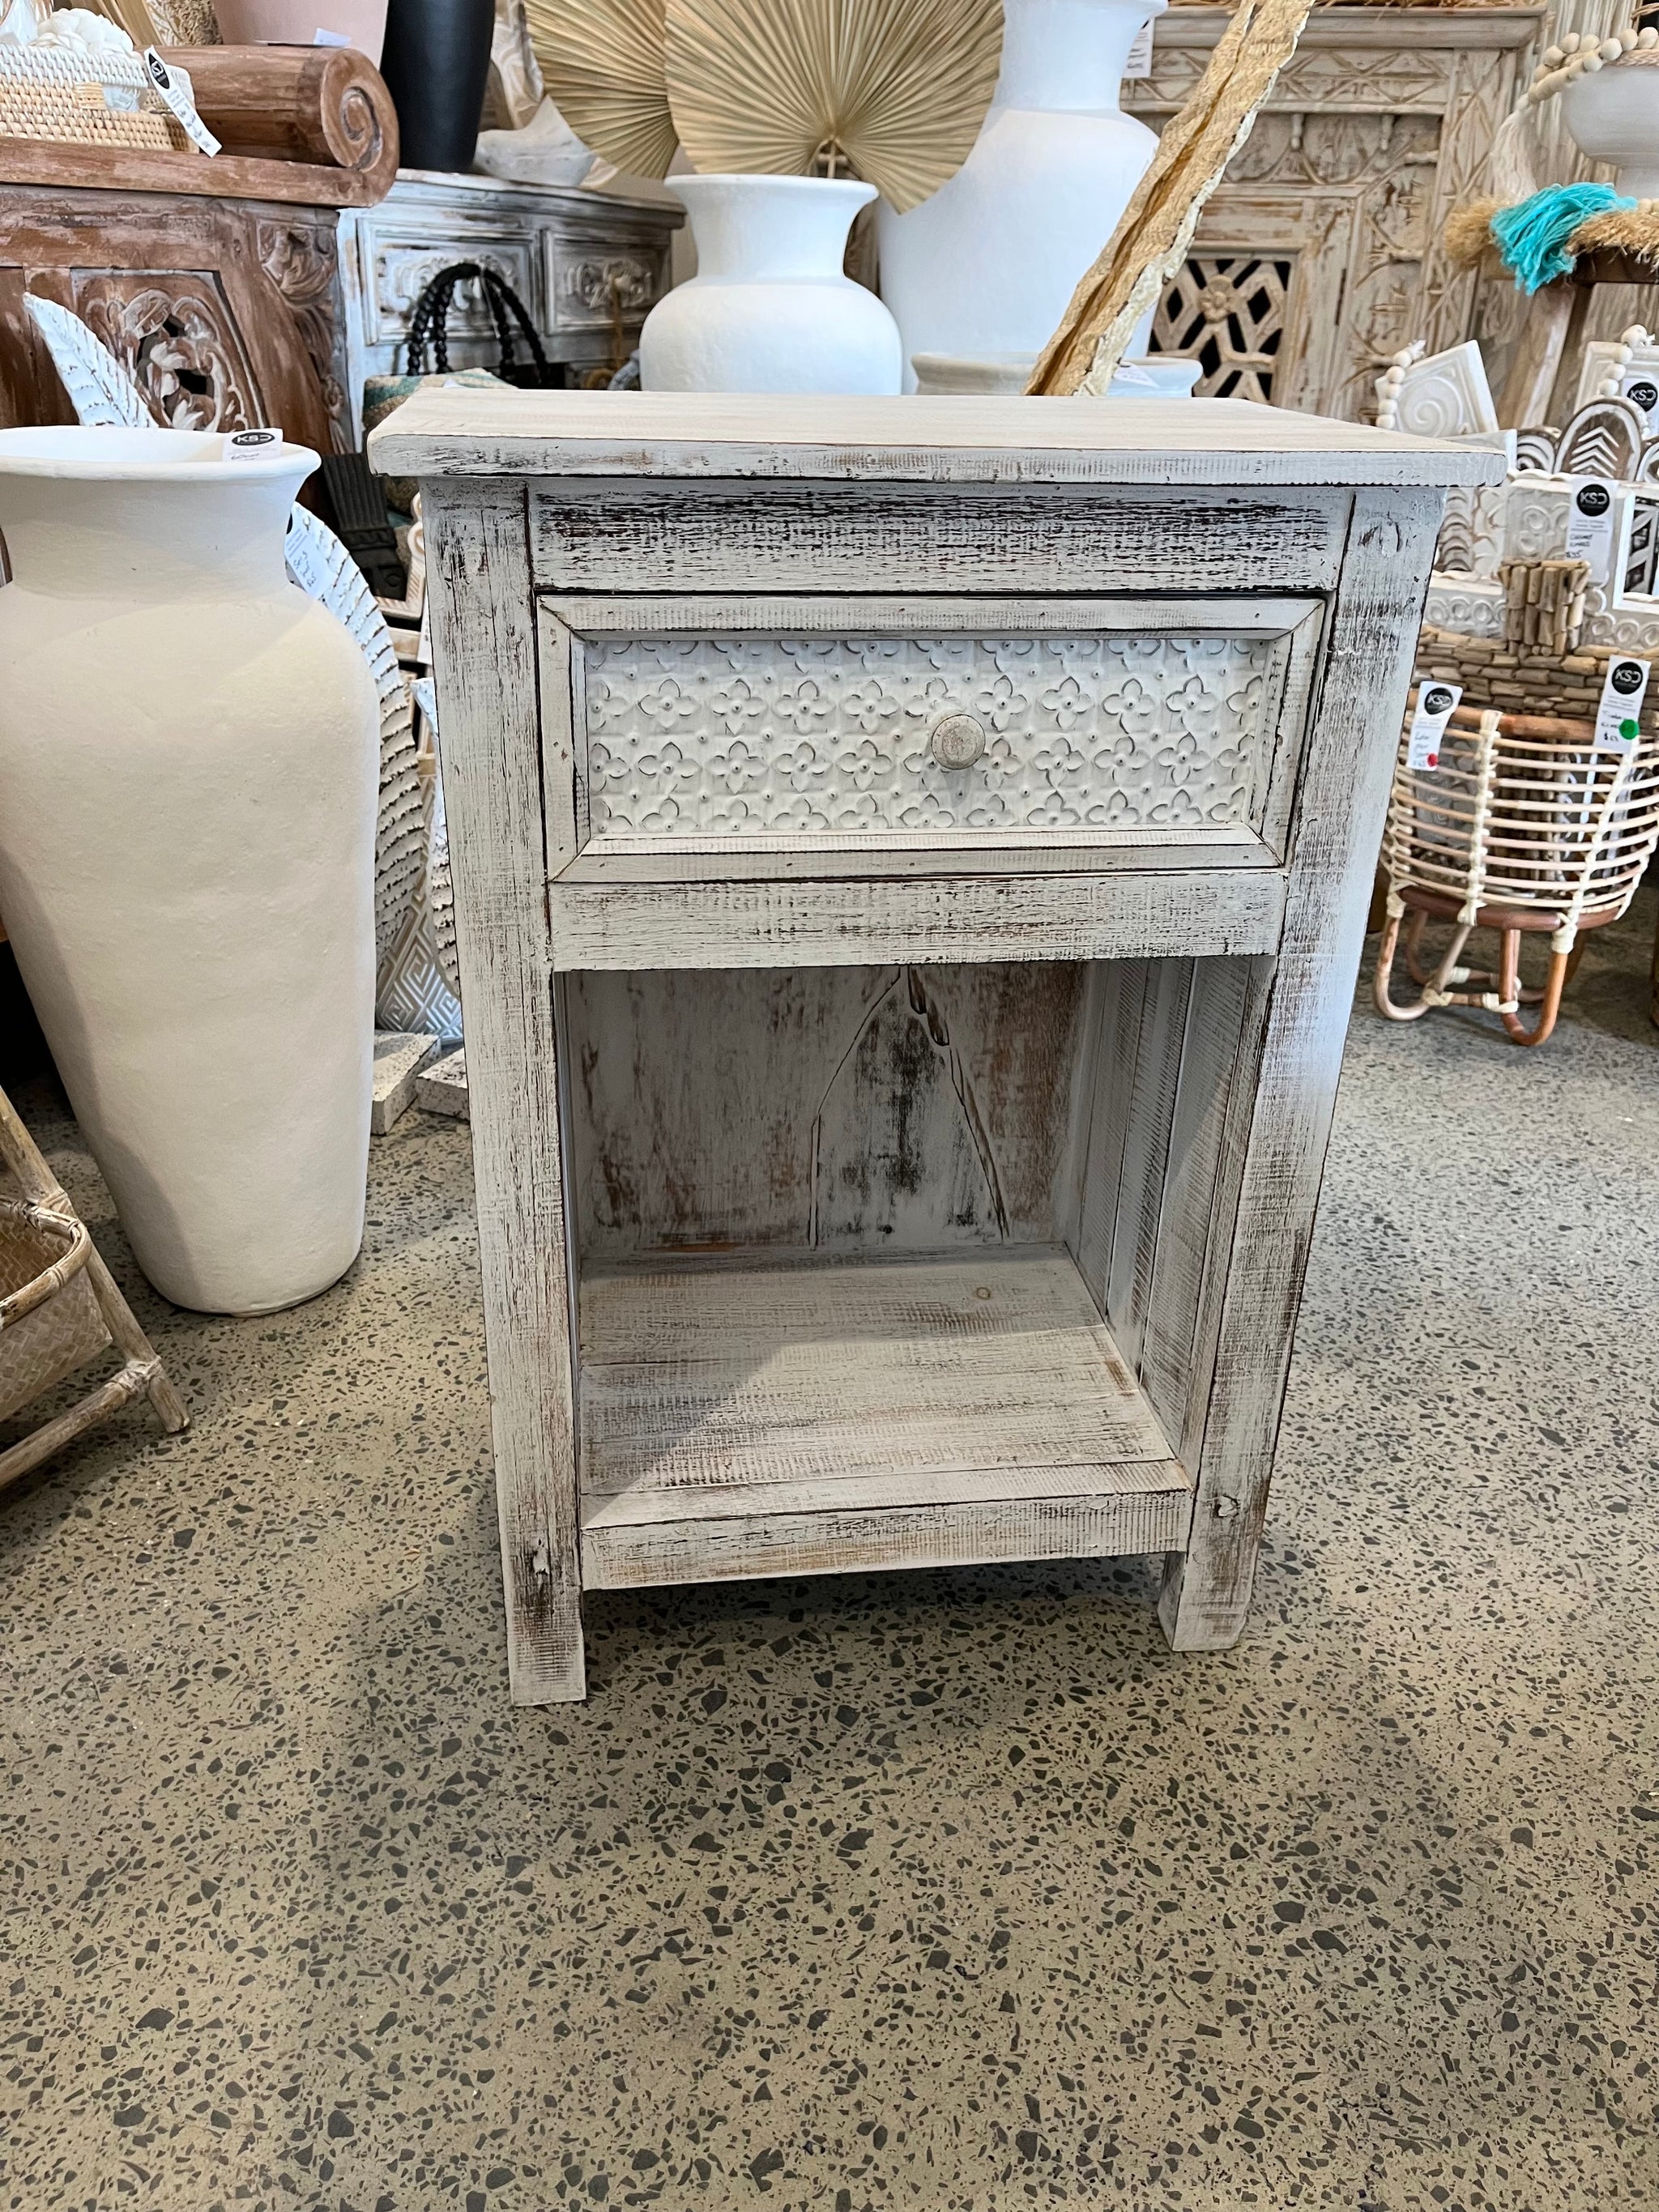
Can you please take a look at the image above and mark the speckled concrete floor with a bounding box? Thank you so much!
[4,901,1658,2212]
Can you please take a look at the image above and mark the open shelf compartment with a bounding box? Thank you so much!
[577,1245,1192,1590]
[561,955,1259,1599]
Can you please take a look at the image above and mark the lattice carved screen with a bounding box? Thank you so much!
[1153,257,1294,405]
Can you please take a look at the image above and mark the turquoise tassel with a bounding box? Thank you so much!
[1492,183,1631,293]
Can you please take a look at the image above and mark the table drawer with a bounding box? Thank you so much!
[540,595,1323,880]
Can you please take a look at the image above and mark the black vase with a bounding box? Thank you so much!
[377,0,496,175]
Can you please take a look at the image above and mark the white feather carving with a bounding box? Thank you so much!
[23,293,157,429]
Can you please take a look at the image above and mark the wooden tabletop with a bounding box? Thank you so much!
[369,389,1510,489]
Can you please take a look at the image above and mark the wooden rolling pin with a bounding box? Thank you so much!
[158,44,399,197]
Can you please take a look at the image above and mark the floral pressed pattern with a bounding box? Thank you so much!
[581,632,1275,841]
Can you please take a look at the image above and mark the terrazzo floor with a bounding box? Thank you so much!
[4,902,1658,2212]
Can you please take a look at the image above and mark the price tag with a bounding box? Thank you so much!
[1123,19,1154,76]
[1406,681,1461,770]
[284,516,331,597]
[142,49,220,156]
[225,426,281,461]
[1565,476,1618,582]
[1622,372,1659,429]
[1594,655,1650,753]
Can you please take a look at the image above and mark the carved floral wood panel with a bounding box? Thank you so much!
[72,272,262,431]
[0,190,352,456]
[1129,8,1540,420]
[551,253,661,331]
[579,632,1279,842]
[256,217,352,449]
[1153,257,1294,403]
[372,242,538,343]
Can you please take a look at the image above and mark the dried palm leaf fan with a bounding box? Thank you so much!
[527,0,677,179]
[664,0,1003,215]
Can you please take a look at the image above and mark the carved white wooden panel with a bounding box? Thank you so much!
[579,630,1281,842]
[1386,340,1498,441]
[1425,576,1503,639]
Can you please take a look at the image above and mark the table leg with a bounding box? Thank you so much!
[423,481,586,1703]
[1496,279,1587,431]
[1161,488,1445,1649]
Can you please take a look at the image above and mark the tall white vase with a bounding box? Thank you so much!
[641,174,902,395]
[876,0,1166,390]
[0,427,378,1316]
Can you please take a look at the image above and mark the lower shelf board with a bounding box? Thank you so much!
[577,1247,1193,1590]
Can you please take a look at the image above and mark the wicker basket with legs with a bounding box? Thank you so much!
[1375,697,1659,1046]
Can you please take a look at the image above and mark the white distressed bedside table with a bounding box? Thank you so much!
[370,390,1500,1704]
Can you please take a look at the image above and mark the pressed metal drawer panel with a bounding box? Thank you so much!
[541,595,1323,876]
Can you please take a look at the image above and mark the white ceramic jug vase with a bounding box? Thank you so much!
[641,173,903,394]
[1560,57,1659,202]
[0,427,378,1315]
[876,0,1166,388]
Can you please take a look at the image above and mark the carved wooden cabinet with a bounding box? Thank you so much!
[0,163,679,454]
[0,180,356,454]
[336,170,680,435]
[1131,6,1542,419]
[372,389,1498,1703]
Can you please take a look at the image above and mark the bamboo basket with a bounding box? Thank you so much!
[0,45,194,154]
[0,1199,104,1424]
[0,1085,186,1492]
[1375,701,1659,1045]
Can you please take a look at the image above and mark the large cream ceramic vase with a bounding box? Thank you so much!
[876,0,1166,388]
[0,428,377,1315]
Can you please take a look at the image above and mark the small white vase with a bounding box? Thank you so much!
[911,349,1201,397]
[1560,58,1659,201]
[0,427,378,1315]
[641,174,903,395]
[876,0,1166,390]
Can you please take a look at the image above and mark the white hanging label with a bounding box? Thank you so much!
[225,426,281,461]
[1565,475,1618,582]
[284,518,332,598]
[1621,371,1659,428]
[1123,19,1154,77]
[142,49,221,156]
[1407,681,1461,770]
[1594,655,1650,753]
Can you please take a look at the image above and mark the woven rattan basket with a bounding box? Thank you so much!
[1375,701,1659,1045]
[0,1196,107,1425]
[0,44,193,154]
[0,1083,186,1490]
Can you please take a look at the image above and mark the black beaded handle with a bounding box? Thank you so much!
[401,262,557,390]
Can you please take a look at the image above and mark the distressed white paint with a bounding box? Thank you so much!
[407,397,1467,1701]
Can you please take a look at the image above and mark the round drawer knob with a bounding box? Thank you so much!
[930,712,986,770]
